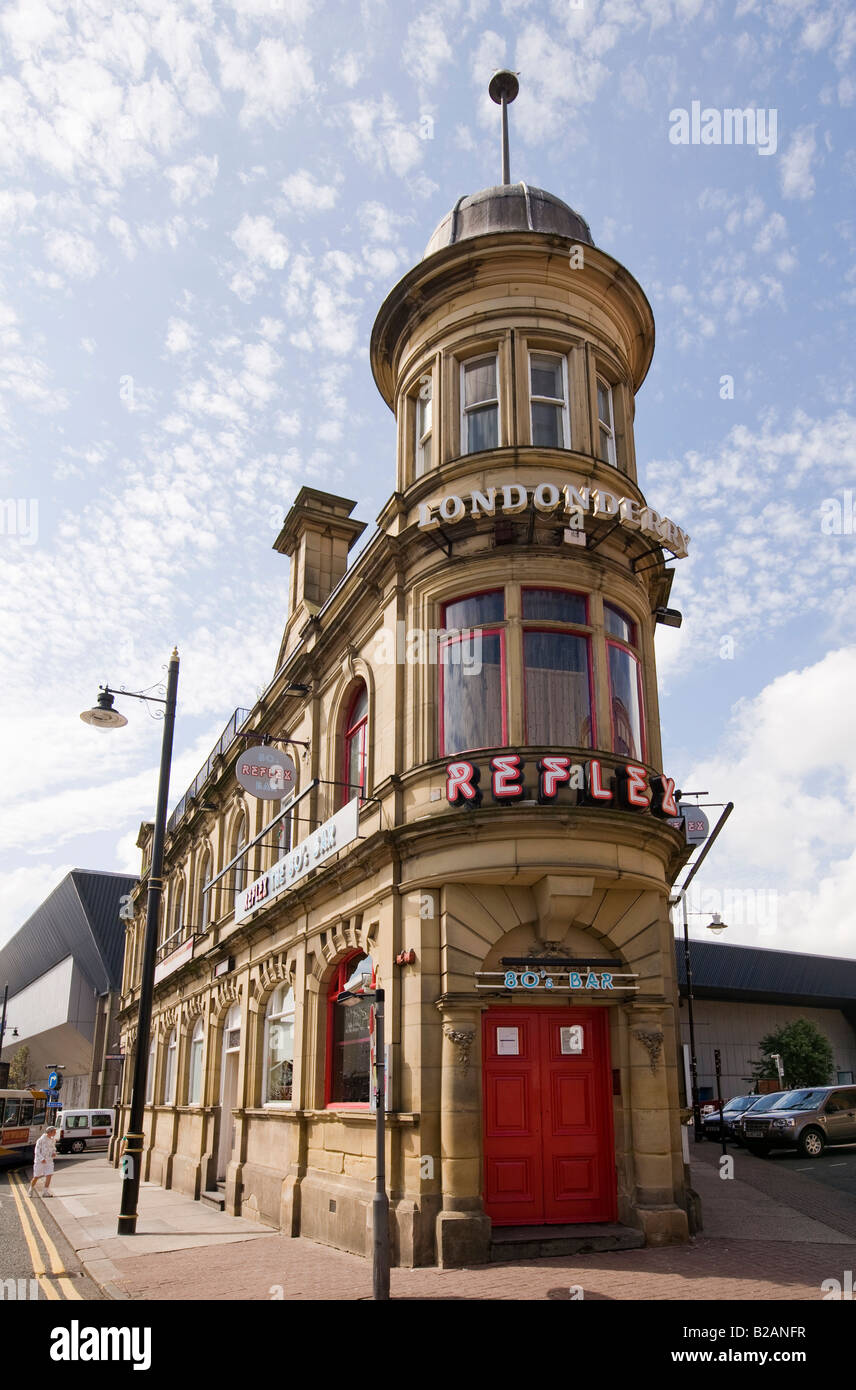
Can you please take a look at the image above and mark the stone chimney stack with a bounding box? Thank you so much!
[273,487,367,663]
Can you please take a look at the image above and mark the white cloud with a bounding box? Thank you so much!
[165,154,219,204]
[217,38,315,127]
[403,9,455,87]
[231,213,289,268]
[780,126,817,199]
[682,648,856,955]
[165,318,195,354]
[43,228,100,278]
[279,169,339,214]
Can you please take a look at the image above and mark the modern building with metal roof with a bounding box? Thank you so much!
[0,869,137,1107]
[675,939,856,1099]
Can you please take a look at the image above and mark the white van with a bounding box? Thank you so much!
[55,1108,115,1154]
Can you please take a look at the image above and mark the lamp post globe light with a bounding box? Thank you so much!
[79,648,180,1236]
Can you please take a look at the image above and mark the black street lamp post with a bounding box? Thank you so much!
[80,648,179,1235]
[337,983,389,1300]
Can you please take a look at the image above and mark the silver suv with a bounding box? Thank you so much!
[741,1084,856,1158]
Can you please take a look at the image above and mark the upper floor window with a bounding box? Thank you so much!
[461,355,499,455]
[439,591,506,756]
[604,603,645,761]
[232,811,248,897]
[264,985,295,1104]
[530,353,569,448]
[522,589,593,747]
[199,853,212,932]
[415,375,433,478]
[327,953,374,1107]
[172,882,184,940]
[597,378,617,467]
[344,684,368,801]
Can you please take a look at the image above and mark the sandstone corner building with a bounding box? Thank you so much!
[116,164,699,1265]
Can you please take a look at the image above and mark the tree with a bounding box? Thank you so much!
[751,1019,833,1089]
[8,1045,30,1088]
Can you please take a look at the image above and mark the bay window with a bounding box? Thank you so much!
[529,352,569,448]
[415,374,433,477]
[461,354,499,454]
[522,589,593,746]
[597,377,617,466]
[439,591,506,755]
[605,603,645,760]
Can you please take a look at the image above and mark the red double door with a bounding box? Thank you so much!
[482,1007,616,1226]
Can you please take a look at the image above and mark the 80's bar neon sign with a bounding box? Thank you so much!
[445,754,678,816]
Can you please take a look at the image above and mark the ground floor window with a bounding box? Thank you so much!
[327,953,373,1106]
[264,985,295,1103]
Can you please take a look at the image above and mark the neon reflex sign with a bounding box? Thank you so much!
[445,754,678,816]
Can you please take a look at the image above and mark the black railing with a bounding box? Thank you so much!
[166,706,252,835]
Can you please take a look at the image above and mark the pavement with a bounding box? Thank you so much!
[26,1141,856,1301]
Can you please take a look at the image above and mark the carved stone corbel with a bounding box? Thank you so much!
[443,1025,476,1072]
[634,1028,664,1073]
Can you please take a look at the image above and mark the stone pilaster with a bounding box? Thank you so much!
[434,997,491,1267]
[624,1000,688,1245]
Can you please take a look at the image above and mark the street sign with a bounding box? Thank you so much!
[47,1070,63,1091]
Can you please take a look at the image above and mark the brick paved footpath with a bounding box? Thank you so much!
[109,1143,854,1301]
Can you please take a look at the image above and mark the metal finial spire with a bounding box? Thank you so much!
[488,70,520,185]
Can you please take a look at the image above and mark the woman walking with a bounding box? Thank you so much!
[29,1126,58,1197]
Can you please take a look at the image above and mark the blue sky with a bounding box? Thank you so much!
[1,0,854,954]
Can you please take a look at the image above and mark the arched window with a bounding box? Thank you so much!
[232,811,248,897]
[163,1028,177,1105]
[173,881,185,941]
[604,603,645,761]
[343,685,368,802]
[145,1037,156,1104]
[263,985,295,1104]
[188,1017,205,1105]
[327,952,374,1107]
[199,852,212,931]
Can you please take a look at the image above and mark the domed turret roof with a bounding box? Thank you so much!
[424,182,593,259]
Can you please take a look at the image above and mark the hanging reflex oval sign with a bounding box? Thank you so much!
[236,745,297,800]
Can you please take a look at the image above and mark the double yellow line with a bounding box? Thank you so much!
[7,1172,83,1301]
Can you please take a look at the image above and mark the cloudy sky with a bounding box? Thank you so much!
[0,0,853,956]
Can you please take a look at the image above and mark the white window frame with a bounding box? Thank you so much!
[188,1017,205,1106]
[529,350,570,449]
[415,372,433,479]
[597,376,617,467]
[145,1038,156,1104]
[460,352,500,456]
[263,984,295,1107]
[164,1028,177,1105]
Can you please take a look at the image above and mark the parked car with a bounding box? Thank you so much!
[701,1094,763,1143]
[55,1107,115,1154]
[732,1090,790,1143]
[741,1085,856,1158]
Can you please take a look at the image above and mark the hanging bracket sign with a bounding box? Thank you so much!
[236,745,297,800]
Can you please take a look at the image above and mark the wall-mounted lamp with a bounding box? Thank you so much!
[654,607,683,628]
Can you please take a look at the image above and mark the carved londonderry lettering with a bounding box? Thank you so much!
[416,479,689,557]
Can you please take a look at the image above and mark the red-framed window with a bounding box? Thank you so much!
[439,590,507,756]
[604,604,645,761]
[343,684,368,803]
[522,588,594,747]
[326,952,374,1108]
